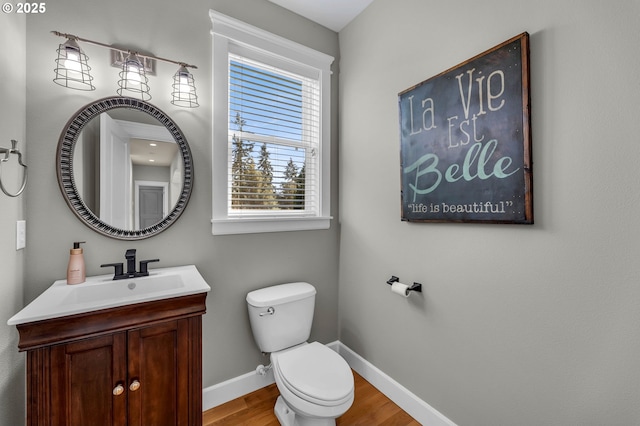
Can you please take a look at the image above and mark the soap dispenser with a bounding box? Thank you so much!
[67,241,86,285]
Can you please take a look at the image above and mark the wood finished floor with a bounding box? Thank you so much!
[203,371,421,425]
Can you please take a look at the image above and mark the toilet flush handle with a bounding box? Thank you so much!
[259,307,275,316]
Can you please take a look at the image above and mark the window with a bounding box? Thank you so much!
[210,11,334,235]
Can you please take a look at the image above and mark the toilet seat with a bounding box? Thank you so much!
[272,342,354,407]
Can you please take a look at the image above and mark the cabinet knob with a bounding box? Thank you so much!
[129,379,141,392]
[112,384,124,396]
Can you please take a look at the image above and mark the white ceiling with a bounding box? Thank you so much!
[130,139,179,167]
[267,0,374,32]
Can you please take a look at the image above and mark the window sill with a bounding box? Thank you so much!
[211,216,332,235]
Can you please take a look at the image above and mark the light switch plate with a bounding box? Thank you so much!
[16,220,26,250]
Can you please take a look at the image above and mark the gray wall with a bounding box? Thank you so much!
[338,0,640,425]
[15,0,339,410]
[0,11,26,426]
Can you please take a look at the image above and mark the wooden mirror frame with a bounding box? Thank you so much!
[56,96,193,240]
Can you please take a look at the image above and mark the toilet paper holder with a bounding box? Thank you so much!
[386,276,422,293]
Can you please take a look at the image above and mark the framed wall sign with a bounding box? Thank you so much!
[398,33,533,224]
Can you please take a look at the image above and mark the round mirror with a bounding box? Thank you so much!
[57,97,193,240]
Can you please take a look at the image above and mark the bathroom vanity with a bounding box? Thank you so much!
[10,94,208,425]
[8,265,210,426]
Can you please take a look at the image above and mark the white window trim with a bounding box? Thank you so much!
[210,10,334,235]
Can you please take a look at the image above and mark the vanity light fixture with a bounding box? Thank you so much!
[53,37,95,91]
[171,66,199,108]
[51,31,199,107]
[117,53,151,101]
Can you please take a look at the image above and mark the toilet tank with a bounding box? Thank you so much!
[246,282,316,353]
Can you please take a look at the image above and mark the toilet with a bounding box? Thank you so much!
[247,282,354,426]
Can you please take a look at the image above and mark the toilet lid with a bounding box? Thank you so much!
[274,342,353,405]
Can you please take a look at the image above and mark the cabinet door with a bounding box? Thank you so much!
[127,319,190,426]
[50,333,127,426]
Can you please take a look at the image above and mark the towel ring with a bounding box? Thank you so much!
[0,140,28,197]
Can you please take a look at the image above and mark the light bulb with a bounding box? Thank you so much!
[125,63,142,85]
[179,74,192,94]
[64,47,82,75]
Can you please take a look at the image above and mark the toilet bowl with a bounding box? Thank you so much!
[246,283,355,425]
[271,342,354,425]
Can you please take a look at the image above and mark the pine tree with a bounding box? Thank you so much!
[281,158,299,209]
[295,164,306,209]
[231,113,282,209]
[231,113,258,208]
[257,143,278,208]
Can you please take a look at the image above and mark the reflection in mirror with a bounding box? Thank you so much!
[73,110,183,230]
[57,97,193,240]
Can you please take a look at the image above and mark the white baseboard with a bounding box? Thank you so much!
[202,367,275,411]
[334,342,457,426]
[202,341,456,426]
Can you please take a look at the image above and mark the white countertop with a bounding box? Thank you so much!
[7,265,211,326]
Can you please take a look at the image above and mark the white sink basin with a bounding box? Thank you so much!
[7,265,211,325]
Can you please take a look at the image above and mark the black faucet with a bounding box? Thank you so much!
[101,249,160,280]
[125,249,137,276]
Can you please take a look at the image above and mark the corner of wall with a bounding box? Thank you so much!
[0,10,27,426]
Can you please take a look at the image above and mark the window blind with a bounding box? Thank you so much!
[228,54,320,216]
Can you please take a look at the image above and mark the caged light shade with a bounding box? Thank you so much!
[171,66,199,108]
[53,38,95,91]
[51,31,199,108]
[117,53,151,101]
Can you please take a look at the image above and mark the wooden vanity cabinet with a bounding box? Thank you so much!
[16,293,206,426]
